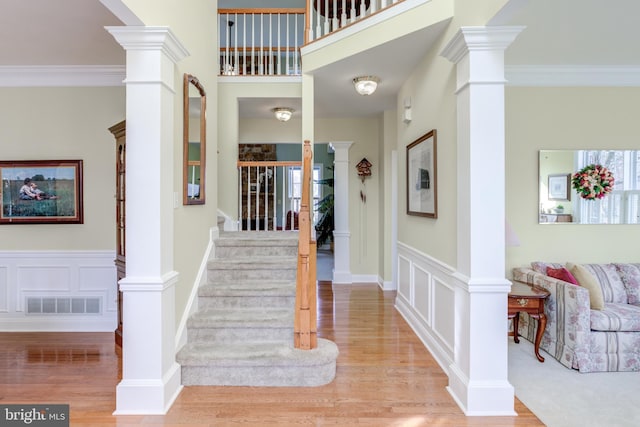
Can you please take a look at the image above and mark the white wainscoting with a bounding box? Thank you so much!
[395,242,456,372]
[0,251,117,332]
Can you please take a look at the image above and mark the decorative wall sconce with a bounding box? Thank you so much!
[272,107,294,122]
[356,158,372,182]
[403,96,412,124]
[353,76,380,95]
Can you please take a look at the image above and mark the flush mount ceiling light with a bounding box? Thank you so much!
[272,107,294,122]
[353,75,380,96]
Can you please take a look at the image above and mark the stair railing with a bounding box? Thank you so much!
[237,160,302,231]
[218,8,305,76]
[294,141,318,350]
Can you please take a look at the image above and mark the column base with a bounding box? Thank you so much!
[113,362,183,415]
[447,363,516,416]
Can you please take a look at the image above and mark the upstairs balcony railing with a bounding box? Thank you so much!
[218,1,405,77]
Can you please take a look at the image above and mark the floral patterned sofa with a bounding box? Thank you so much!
[512,262,640,372]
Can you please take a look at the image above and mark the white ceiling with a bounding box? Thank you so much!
[2,0,639,119]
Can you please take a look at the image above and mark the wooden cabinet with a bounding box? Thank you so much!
[109,120,126,347]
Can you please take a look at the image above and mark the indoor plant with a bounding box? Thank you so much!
[315,167,334,250]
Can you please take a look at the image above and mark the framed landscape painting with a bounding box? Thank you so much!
[407,129,437,218]
[0,160,83,224]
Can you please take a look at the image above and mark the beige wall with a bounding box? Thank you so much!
[0,86,125,250]
[396,22,458,268]
[506,87,640,274]
[316,117,382,277]
[121,0,220,328]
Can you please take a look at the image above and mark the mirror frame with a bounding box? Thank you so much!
[183,73,206,205]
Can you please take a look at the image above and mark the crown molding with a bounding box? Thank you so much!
[506,65,640,87]
[0,65,125,87]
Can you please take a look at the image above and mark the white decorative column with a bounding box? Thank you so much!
[107,26,189,415]
[440,26,524,416]
[329,141,353,284]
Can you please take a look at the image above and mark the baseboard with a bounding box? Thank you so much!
[175,228,215,351]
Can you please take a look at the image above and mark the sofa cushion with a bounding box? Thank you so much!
[580,263,628,304]
[590,303,640,332]
[531,261,564,275]
[567,263,605,310]
[615,263,640,305]
[546,266,579,285]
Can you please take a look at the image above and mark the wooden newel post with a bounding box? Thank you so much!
[294,140,318,349]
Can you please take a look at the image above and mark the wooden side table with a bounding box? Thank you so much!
[508,281,550,362]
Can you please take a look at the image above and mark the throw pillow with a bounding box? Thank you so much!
[546,266,579,285]
[531,261,564,274]
[567,262,605,310]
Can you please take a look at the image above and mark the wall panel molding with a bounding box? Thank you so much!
[395,242,456,370]
[0,250,117,331]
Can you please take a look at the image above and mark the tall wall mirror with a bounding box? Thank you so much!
[539,150,640,224]
[183,73,206,205]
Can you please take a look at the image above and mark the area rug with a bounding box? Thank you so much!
[508,339,640,426]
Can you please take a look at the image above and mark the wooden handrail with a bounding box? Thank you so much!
[237,160,301,167]
[294,141,317,350]
[219,8,306,15]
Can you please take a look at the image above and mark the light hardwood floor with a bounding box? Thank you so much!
[0,282,543,426]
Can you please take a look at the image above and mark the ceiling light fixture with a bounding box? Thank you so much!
[353,76,380,96]
[272,107,294,122]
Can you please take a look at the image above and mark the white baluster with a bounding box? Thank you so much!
[341,0,347,27]
[255,166,260,230]
[350,1,356,23]
[251,13,255,75]
[281,166,286,230]
[315,0,322,39]
[332,0,338,31]
[324,0,330,35]
[246,166,251,230]
[264,166,269,230]
[272,166,276,230]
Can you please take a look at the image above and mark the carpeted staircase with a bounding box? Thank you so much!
[176,230,338,387]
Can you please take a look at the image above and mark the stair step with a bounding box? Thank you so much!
[199,280,296,296]
[215,231,298,258]
[207,257,298,281]
[177,338,339,386]
[187,308,293,343]
[198,281,295,309]
[189,308,293,326]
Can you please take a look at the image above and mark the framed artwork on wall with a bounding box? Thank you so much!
[0,160,84,224]
[548,173,571,201]
[407,129,437,218]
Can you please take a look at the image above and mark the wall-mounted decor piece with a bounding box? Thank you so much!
[0,160,83,224]
[548,173,571,201]
[407,129,437,218]
[356,158,372,182]
[183,73,206,205]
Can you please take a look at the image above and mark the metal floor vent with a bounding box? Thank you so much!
[26,297,101,315]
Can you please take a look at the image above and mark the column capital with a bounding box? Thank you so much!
[440,26,525,65]
[106,26,189,64]
[329,141,353,162]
